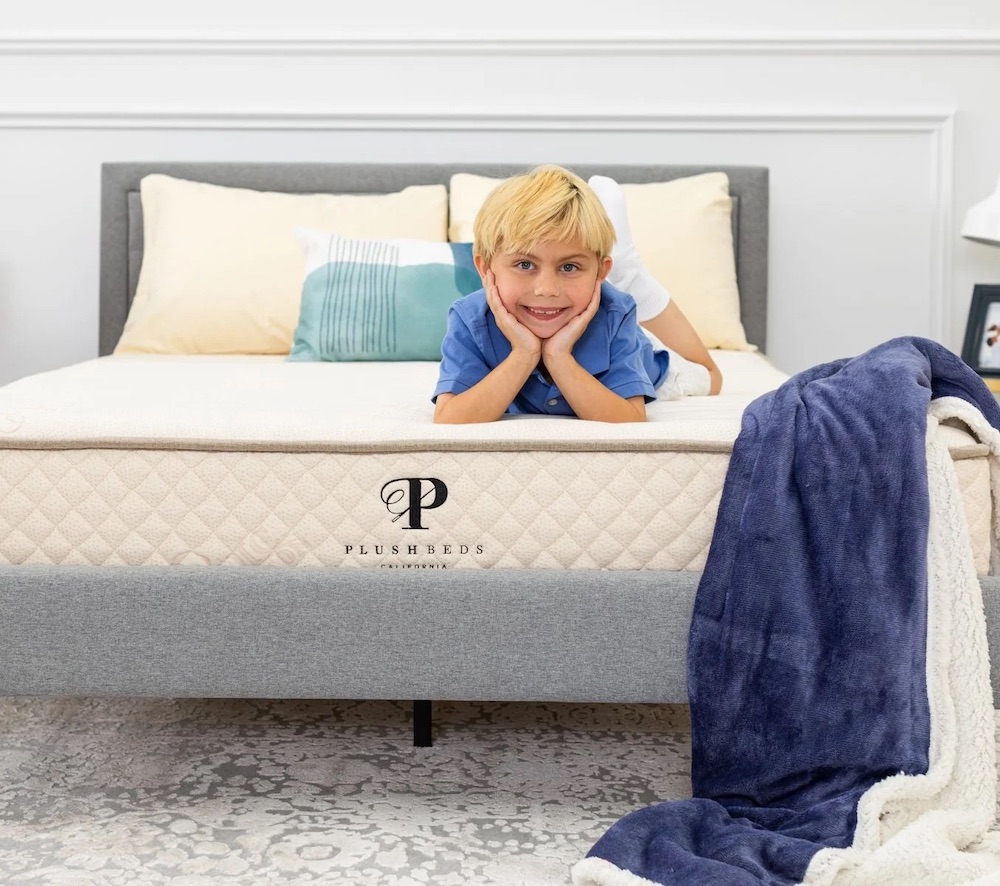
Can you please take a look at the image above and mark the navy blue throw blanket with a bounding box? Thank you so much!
[577,337,1000,886]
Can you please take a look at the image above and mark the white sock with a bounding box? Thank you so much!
[654,343,712,400]
[640,326,711,399]
[588,175,671,321]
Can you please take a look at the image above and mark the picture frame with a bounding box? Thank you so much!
[961,284,1000,388]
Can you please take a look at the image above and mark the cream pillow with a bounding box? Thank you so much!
[448,173,504,243]
[116,175,448,354]
[448,171,750,350]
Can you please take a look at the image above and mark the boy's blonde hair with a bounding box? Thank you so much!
[473,165,615,265]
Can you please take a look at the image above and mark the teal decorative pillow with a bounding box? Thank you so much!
[289,228,480,361]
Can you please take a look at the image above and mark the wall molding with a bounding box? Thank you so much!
[0,106,956,342]
[928,114,955,346]
[0,31,998,56]
[0,108,955,133]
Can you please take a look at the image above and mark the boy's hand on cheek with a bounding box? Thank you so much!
[541,278,601,364]
[485,270,541,359]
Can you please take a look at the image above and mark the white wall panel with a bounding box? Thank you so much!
[0,17,998,383]
[0,115,948,379]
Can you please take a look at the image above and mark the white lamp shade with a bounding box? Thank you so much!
[962,174,1000,246]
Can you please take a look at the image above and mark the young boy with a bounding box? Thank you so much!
[432,165,720,423]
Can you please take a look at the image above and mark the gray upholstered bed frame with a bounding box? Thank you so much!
[98,163,770,356]
[2,163,998,733]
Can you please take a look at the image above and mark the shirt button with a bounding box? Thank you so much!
[547,398,558,406]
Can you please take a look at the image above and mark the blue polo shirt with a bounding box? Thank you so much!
[432,282,670,416]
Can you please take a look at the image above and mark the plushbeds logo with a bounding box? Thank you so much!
[380,477,448,530]
[341,477,485,566]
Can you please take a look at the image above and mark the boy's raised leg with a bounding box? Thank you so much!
[589,174,712,398]
[587,175,671,321]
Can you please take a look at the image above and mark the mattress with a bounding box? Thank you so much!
[0,351,990,573]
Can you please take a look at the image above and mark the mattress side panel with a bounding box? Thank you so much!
[0,449,727,571]
[954,455,991,576]
[1,447,989,574]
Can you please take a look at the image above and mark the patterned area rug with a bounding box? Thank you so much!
[0,699,695,885]
[2,699,997,885]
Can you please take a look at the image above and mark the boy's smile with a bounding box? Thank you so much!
[477,237,611,339]
[521,305,568,322]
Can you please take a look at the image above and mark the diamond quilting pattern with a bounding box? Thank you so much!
[954,457,991,575]
[0,449,730,570]
[0,448,989,572]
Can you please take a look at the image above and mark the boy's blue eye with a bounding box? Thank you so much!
[561,263,579,273]
[516,260,533,271]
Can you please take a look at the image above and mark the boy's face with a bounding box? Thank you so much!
[476,238,612,339]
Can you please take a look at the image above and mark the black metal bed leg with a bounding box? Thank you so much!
[413,699,432,747]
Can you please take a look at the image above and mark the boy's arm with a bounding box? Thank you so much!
[434,350,538,424]
[542,354,646,422]
[640,301,723,395]
[540,282,647,423]
[434,281,542,424]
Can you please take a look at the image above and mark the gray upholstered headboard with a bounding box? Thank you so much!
[99,163,768,356]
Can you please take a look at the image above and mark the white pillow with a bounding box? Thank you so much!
[115,175,448,355]
[448,171,750,350]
